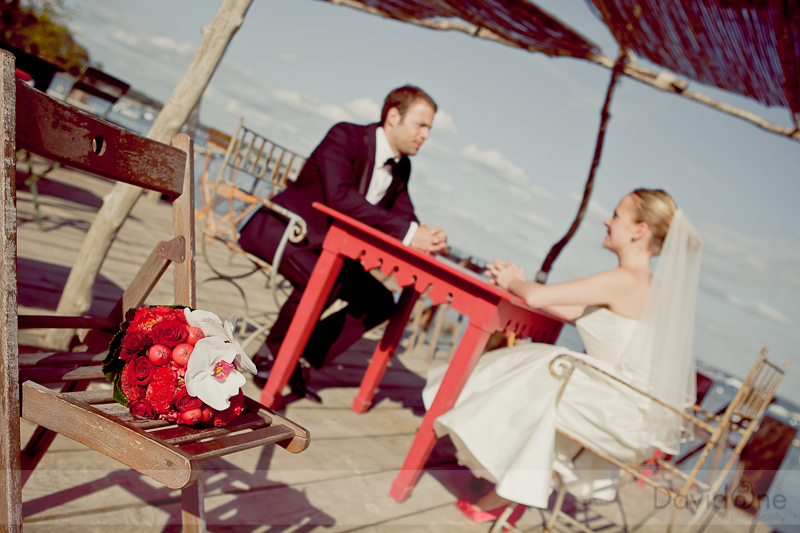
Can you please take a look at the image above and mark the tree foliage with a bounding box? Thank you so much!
[1,0,89,75]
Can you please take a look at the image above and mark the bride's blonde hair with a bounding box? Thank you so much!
[630,189,676,255]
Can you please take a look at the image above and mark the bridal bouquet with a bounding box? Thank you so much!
[103,306,257,427]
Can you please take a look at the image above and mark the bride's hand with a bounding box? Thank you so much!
[485,259,526,291]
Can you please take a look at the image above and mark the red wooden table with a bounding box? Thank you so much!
[260,202,565,501]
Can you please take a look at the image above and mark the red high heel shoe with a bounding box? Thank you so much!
[455,499,508,523]
[456,499,528,525]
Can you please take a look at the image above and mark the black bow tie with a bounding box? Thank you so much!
[384,157,396,175]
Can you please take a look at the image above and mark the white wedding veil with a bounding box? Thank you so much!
[619,209,703,455]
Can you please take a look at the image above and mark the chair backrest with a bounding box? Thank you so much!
[221,117,306,195]
[197,118,306,237]
[731,348,788,423]
[15,62,195,317]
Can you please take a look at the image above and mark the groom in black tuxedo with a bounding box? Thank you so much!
[239,85,447,401]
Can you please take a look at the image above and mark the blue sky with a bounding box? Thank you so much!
[62,0,800,404]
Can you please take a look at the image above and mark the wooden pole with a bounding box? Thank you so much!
[44,0,254,349]
[537,50,627,282]
[0,50,23,533]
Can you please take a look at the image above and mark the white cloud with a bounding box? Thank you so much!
[271,51,298,64]
[112,29,139,47]
[149,35,194,55]
[345,98,381,123]
[510,226,531,239]
[568,192,611,220]
[448,206,493,233]
[316,103,351,123]
[531,184,555,201]
[222,98,271,130]
[491,182,555,204]
[494,227,544,260]
[420,140,453,159]
[700,223,800,298]
[513,209,554,231]
[271,90,351,123]
[408,162,455,195]
[422,178,455,194]
[726,294,792,325]
[461,144,529,186]
[433,109,458,137]
[700,282,794,325]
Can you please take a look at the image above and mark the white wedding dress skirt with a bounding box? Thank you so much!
[422,308,656,508]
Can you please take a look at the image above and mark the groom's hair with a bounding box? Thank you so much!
[380,86,437,126]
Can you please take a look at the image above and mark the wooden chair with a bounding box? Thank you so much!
[1,50,309,532]
[195,118,308,350]
[490,347,789,533]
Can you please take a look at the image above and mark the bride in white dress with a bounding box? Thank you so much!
[422,189,702,519]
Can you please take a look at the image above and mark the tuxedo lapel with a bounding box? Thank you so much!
[357,124,379,196]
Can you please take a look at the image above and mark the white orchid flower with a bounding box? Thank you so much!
[184,309,256,374]
[223,315,257,374]
[184,336,246,410]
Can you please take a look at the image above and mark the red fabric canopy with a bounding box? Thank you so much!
[325,0,599,59]
[328,0,800,113]
[589,0,800,113]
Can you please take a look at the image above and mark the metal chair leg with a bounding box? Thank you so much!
[489,505,516,533]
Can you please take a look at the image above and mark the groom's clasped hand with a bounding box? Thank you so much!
[410,223,448,254]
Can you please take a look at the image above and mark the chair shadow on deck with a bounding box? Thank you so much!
[302,336,428,414]
[19,174,106,211]
[17,257,123,317]
[22,443,335,532]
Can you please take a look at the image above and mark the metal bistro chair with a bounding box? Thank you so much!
[195,118,307,351]
[490,347,789,533]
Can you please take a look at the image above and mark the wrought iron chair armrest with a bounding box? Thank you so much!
[549,354,712,432]
[252,197,307,244]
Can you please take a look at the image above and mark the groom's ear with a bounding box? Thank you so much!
[385,107,401,128]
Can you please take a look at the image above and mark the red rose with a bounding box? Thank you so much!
[130,306,183,333]
[120,330,151,360]
[173,388,203,412]
[212,391,245,427]
[130,307,159,333]
[131,356,156,386]
[128,398,155,419]
[151,320,189,348]
[120,361,145,402]
[146,367,178,413]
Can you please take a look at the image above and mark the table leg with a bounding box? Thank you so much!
[352,286,420,413]
[389,322,492,502]
[260,249,344,408]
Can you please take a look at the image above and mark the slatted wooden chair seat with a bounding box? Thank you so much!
[1,51,309,532]
[490,347,789,533]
